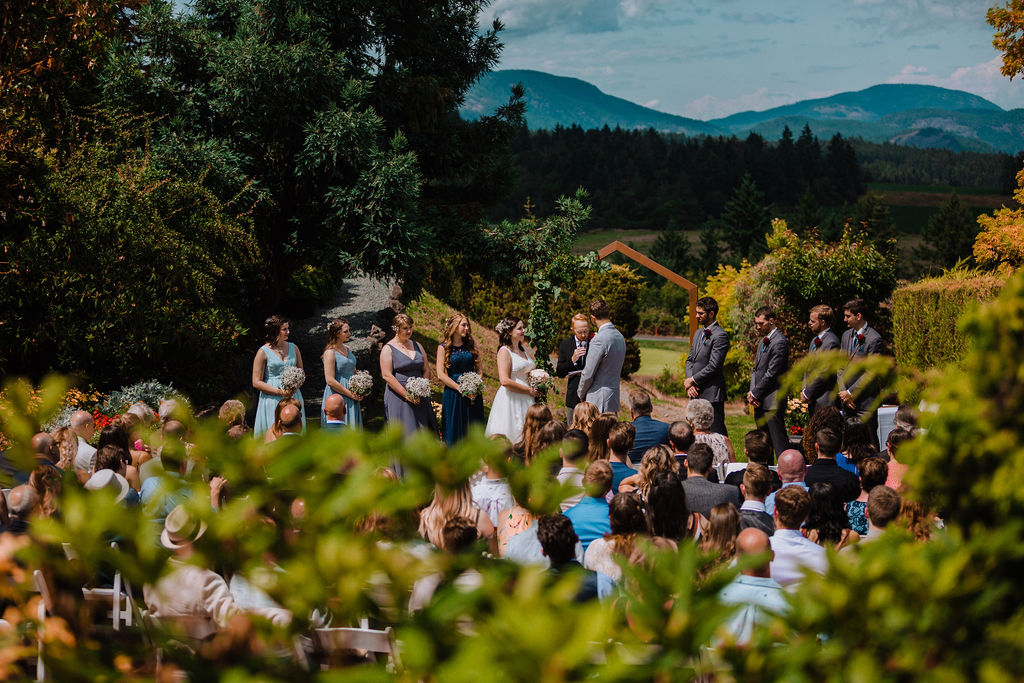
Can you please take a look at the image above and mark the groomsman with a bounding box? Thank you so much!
[556,313,590,413]
[800,304,841,418]
[747,307,789,463]
[685,297,730,435]
[838,298,885,449]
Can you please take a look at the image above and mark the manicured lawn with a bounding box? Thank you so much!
[636,338,688,376]
[725,411,756,460]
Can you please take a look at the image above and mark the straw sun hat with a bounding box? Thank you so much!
[160,504,208,550]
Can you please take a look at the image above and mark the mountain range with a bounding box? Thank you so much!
[461,70,1024,154]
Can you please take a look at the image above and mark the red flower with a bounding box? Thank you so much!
[789,425,804,435]
[857,333,866,345]
[813,337,822,348]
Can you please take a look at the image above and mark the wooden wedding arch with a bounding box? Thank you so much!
[596,241,699,341]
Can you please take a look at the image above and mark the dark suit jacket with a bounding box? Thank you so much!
[685,322,729,402]
[724,467,783,492]
[628,415,670,461]
[749,330,789,410]
[838,325,885,411]
[555,335,589,408]
[803,329,841,412]
[805,458,860,502]
[740,509,775,536]
[682,475,743,517]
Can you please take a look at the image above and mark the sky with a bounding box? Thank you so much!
[477,0,1023,120]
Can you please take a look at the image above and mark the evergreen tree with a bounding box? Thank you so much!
[823,133,864,204]
[854,193,897,256]
[719,173,771,260]
[921,192,978,269]
[699,220,723,275]
[652,229,692,277]
[791,190,824,235]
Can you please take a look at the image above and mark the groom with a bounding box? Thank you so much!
[577,299,626,414]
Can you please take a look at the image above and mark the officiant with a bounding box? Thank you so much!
[555,313,591,412]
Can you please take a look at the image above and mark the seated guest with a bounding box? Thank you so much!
[471,444,516,527]
[276,403,304,439]
[805,427,860,502]
[564,461,613,553]
[846,456,888,535]
[682,443,742,518]
[263,398,301,443]
[838,420,877,473]
[585,414,617,463]
[505,510,584,568]
[557,429,589,512]
[218,399,249,432]
[764,450,808,516]
[739,464,775,536]
[687,398,735,472]
[144,505,290,634]
[884,427,912,491]
[800,405,845,465]
[863,485,902,541]
[606,422,637,495]
[667,420,695,472]
[699,503,740,575]
[645,471,702,542]
[29,465,61,519]
[536,514,599,601]
[724,431,782,491]
[419,484,495,553]
[141,447,225,528]
[409,517,486,613]
[893,404,919,436]
[898,494,934,542]
[321,394,347,430]
[570,401,599,435]
[804,482,860,550]
[88,444,141,506]
[769,486,827,587]
[84,469,136,506]
[4,485,39,535]
[97,420,142,490]
[627,389,669,461]
[583,492,649,583]
[70,410,98,476]
[618,445,678,497]
[717,528,788,645]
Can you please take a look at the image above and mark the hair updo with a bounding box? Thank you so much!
[495,315,522,349]
[264,315,289,344]
[392,313,413,334]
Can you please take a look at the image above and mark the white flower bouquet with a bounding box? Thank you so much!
[457,372,484,399]
[529,368,555,404]
[280,367,306,394]
[348,370,373,397]
[404,377,432,404]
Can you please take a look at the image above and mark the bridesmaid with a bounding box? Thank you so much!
[436,313,484,444]
[380,313,438,437]
[252,315,305,439]
[321,318,362,428]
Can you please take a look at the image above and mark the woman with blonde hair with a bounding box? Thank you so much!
[380,313,437,437]
[516,404,553,463]
[618,445,679,498]
[419,483,496,553]
[570,401,598,434]
[585,414,618,463]
[322,317,363,428]
[436,313,484,444]
[699,502,740,577]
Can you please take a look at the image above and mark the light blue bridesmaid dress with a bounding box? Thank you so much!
[253,343,305,438]
[321,348,362,428]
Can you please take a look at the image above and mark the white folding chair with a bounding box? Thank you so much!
[32,570,53,682]
[309,626,401,671]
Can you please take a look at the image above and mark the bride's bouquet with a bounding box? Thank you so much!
[528,369,555,404]
[404,377,432,404]
[348,370,373,397]
[280,367,306,395]
[457,372,484,400]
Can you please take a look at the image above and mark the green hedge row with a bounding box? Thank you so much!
[893,271,1006,369]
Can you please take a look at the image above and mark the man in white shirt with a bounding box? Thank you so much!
[70,410,97,474]
[770,486,827,587]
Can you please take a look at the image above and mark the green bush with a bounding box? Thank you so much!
[893,268,1006,369]
[653,368,687,395]
[280,264,343,318]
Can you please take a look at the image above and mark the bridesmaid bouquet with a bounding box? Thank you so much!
[405,377,432,404]
[528,369,555,404]
[349,370,373,397]
[280,367,306,394]
[457,372,484,400]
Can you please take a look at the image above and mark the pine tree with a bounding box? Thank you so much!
[922,192,978,269]
[652,229,691,277]
[791,190,824,235]
[719,173,771,260]
[854,193,897,256]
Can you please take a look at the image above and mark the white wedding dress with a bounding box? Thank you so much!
[485,347,535,444]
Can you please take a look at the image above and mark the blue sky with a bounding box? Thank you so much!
[478,0,1023,119]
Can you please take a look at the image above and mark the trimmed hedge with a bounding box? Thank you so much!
[893,271,1006,369]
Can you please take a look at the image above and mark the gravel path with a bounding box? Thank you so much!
[289,277,393,416]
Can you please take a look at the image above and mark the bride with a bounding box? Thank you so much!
[485,316,540,443]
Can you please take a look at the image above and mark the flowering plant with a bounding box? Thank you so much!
[457,372,484,399]
[432,400,444,423]
[405,377,432,404]
[529,369,555,404]
[348,371,373,397]
[280,367,306,394]
[787,396,808,435]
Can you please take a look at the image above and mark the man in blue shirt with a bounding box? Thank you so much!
[565,461,613,552]
[627,388,670,461]
[607,422,637,495]
[718,528,788,645]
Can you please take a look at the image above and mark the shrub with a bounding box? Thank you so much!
[893,267,1006,369]
[973,163,1024,270]
[102,380,188,415]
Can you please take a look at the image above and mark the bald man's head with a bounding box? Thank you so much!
[735,528,773,578]
[323,394,346,421]
[279,404,302,433]
[777,450,807,483]
[31,433,57,462]
[70,411,95,440]
[8,485,39,520]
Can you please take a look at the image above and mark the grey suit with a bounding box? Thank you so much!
[750,329,789,461]
[682,475,742,518]
[577,322,626,413]
[685,322,730,434]
[802,329,840,417]
[838,325,885,448]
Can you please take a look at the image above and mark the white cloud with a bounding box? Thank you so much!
[479,0,673,35]
[885,56,1024,109]
[681,88,800,119]
[642,98,661,108]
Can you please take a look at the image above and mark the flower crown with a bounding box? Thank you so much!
[494,318,517,338]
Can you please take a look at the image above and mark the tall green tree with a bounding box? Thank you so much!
[921,192,979,269]
[651,229,692,277]
[854,192,897,256]
[719,173,771,260]
[101,0,522,307]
